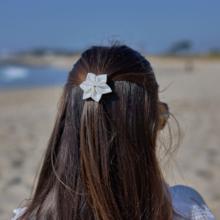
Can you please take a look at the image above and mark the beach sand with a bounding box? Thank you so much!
[0,58,220,219]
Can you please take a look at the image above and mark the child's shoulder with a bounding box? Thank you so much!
[169,184,216,220]
[11,207,27,220]
[11,185,216,220]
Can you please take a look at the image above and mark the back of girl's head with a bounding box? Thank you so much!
[22,45,173,220]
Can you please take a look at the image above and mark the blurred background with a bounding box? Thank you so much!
[0,1,219,219]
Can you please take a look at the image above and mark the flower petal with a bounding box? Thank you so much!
[96,84,112,94]
[96,74,107,84]
[82,87,92,100]
[86,72,96,82]
[91,90,102,102]
[79,81,92,90]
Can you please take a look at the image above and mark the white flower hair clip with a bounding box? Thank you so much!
[79,72,112,102]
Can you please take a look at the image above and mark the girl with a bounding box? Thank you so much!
[12,45,215,220]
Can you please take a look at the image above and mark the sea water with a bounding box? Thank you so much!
[0,65,67,89]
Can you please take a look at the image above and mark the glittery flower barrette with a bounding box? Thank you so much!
[79,72,112,102]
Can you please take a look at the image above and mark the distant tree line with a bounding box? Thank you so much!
[167,40,193,56]
[16,48,81,56]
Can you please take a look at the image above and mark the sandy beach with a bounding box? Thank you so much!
[0,58,220,219]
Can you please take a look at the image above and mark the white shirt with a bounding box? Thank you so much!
[12,185,216,220]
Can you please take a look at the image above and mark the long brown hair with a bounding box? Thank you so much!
[21,45,173,220]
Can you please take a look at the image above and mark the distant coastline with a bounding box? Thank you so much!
[0,48,219,70]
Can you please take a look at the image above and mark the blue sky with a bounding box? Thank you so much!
[0,0,219,53]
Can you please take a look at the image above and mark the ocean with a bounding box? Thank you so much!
[0,65,68,89]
